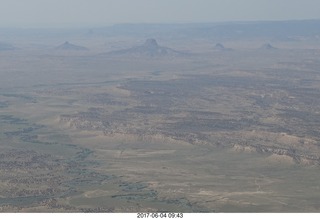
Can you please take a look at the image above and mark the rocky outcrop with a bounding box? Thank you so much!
[55,41,88,51]
[106,38,185,57]
[213,43,232,51]
[260,43,277,50]
[60,113,208,146]
[232,144,320,165]
[60,114,104,130]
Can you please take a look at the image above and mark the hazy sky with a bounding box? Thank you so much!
[1,0,320,27]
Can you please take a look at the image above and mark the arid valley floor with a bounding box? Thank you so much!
[1,22,320,212]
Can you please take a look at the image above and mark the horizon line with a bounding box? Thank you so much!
[1,18,320,29]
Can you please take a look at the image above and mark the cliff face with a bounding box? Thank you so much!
[60,113,208,146]
[60,111,320,166]
[232,144,320,165]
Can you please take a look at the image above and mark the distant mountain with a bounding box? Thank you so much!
[87,20,320,40]
[106,38,185,57]
[55,41,88,51]
[0,42,15,51]
[213,43,232,51]
[260,43,277,50]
